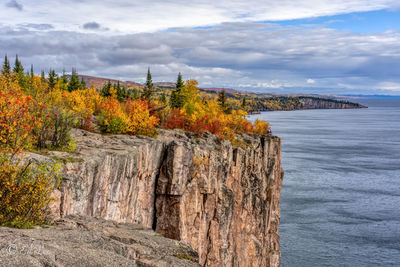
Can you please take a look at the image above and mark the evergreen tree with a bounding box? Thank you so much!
[48,69,57,90]
[159,93,167,104]
[59,69,68,91]
[141,68,154,101]
[61,69,68,83]
[68,68,81,92]
[80,77,87,89]
[1,55,11,77]
[100,80,112,97]
[13,55,26,88]
[170,72,185,109]
[218,89,227,110]
[130,89,139,100]
[241,96,246,108]
[13,55,24,74]
[176,72,184,88]
[30,64,34,78]
[40,70,46,83]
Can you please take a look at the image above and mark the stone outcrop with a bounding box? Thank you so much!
[28,129,283,267]
[299,97,367,109]
[0,215,200,267]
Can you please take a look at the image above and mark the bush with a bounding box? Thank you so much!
[124,99,159,136]
[98,111,127,134]
[0,153,62,228]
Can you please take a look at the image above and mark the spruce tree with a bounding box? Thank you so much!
[170,72,185,109]
[100,80,112,97]
[40,70,46,83]
[48,69,57,90]
[61,69,68,83]
[13,55,24,74]
[13,55,26,88]
[68,68,81,92]
[141,68,154,101]
[159,93,167,104]
[30,64,34,78]
[1,55,11,77]
[241,96,246,108]
[218,89,227,110]
[80,77,87,89]
[176,72,184,89]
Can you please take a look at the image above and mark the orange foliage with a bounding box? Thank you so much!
[0,78,36,153]
[124,99,159,136]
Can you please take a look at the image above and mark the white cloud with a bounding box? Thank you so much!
[307,79,316,84]
[1,0,399,33]
[1,17,400,94]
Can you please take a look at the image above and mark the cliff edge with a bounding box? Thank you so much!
[27,129,283,267]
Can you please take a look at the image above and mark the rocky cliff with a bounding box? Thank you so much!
[299,97,367,109]
[30,129,283,267]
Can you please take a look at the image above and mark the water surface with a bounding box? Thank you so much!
[250,98,400,266]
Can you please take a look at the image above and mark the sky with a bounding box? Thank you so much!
[1,0,400,95]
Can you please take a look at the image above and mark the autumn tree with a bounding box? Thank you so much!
[2,55,11,77]
[68,68,81,92]
[141,68,154,101]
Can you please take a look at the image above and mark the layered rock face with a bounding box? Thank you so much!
[299,97,367,109]
[42,129,283,267]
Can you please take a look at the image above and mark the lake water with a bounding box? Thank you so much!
[249,98,400,267]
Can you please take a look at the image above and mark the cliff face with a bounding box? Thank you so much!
[43,129,283,267]
[299,97,367,109]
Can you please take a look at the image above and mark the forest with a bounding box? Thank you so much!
[0,56,270,228]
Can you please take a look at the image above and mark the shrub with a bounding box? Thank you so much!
[252,119,270,134]
[0,153,61,228]
[0,88,36,152]
[98,111,127,134]
[124,99,159,136]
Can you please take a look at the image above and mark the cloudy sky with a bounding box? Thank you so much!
[1,0,400,95]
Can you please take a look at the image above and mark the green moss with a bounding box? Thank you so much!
[50,156,84,164]
[173,253,196,262]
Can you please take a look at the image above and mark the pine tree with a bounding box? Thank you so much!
[218,89,227,110]
[68,68,81,92]
[48,69,57,90]
[170,72,185,109]
[13,55,24,74]
[141,68,154,101]
[1,55,11,77]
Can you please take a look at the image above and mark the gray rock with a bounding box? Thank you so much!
[0,215,200,267]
